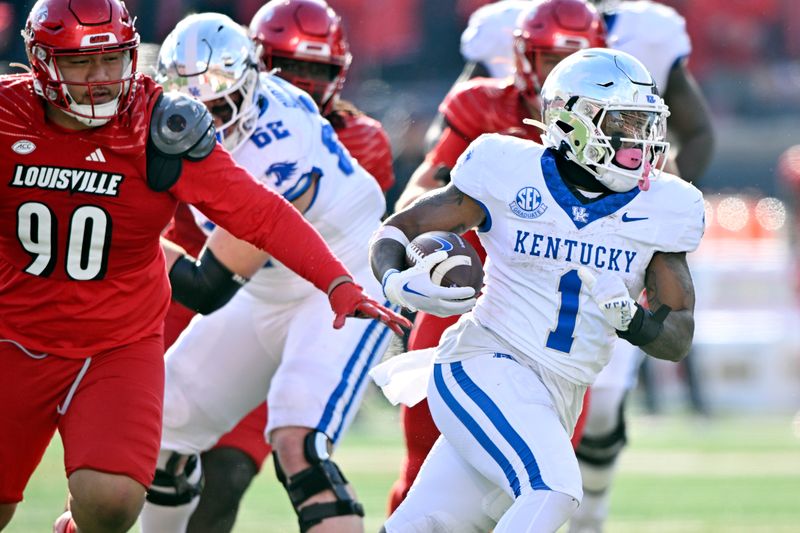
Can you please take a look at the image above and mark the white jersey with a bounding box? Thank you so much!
[605,1,690,92]
[459,0,691,93]
[192,74,385,301]
[448,134,704,385]
[460,0,542,79]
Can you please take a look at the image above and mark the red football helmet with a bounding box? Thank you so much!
[249,0,351,115]
[23,0,140,126]
[513,0,607,103]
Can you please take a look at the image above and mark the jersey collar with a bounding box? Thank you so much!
[541,149,640,229]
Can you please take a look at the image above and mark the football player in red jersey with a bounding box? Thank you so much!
[154,2,399,531]
[386,0,607,513]
[0,1,408,532]
[251,0,396,194]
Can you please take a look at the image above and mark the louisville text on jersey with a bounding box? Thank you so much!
[513,229,637,273]
[9,164,124,197]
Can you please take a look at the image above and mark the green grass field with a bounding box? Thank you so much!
[7,393,800,532]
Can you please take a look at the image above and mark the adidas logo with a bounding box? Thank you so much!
[85,148,106,163]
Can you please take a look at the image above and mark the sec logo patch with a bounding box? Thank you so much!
[509,186,547,219]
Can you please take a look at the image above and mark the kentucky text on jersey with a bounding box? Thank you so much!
[9,164,124,197]
[512,229,637,273]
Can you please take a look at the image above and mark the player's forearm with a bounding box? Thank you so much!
[638,309,694,362]
[215,180,351,293]
[260,200,352,294]
[369,227,408,283]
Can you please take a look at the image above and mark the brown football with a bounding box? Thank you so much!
[405,231,484,295]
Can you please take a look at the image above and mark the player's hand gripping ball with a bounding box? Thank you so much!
[381,231,483,317]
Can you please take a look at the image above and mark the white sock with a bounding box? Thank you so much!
[494,490,578,533]
[139,498,199,533]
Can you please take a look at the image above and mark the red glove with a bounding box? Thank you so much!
[329,281,411,335]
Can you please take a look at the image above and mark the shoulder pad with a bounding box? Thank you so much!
[150,92,216,161]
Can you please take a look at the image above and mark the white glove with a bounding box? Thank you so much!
[382,250,477,317]
[578,266,637,331]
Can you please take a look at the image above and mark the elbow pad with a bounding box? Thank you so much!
[617,303,672,346]
[169,248,249,314]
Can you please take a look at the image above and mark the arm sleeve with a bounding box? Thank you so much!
[170,143,350,293]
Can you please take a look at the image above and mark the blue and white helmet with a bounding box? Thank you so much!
[539,48,670,192]
[156,13,260,152]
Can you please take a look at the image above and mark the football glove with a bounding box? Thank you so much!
[578,266,637,331]
[328,281,411,335]
[382,250,477,317]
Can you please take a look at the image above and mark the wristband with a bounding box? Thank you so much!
[617,303,672,346]
[370,225,410,248]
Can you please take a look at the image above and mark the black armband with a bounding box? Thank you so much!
[616,303,672,346]
[169,248,249,314]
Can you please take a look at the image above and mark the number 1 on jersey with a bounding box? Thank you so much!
[546,269,582,354]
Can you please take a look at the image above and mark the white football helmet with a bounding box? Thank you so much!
[539,48,670,192]
[156,13,260,152]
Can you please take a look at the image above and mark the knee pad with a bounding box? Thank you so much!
[145,451,204,507]
[273,431,364,532]
[575,401,627,467]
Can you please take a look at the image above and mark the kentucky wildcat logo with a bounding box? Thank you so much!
[266,161,298,187]
[510,186,548,219]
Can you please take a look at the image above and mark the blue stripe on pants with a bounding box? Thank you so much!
[331,316,394,442]
[451,360,550,491]
[433,362,522,497]
[317,318,382,435]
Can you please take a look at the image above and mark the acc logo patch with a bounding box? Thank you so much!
[12,140,36,155]
[509,186,547,219]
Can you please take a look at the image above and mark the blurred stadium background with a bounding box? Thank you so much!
[2,0,799,531]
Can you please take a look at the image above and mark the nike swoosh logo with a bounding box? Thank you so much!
[621,213,648,222]
[429,235,454,252]
[403,282,428,298]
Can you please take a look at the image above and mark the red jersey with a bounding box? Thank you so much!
[329,107,395,193]
[0,74,346,358]
[429,77,542,168]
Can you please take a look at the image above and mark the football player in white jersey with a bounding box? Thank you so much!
[456,0,713,182]
[370,48,704,532]
[457,4,715,530]
[138,14,409,533]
